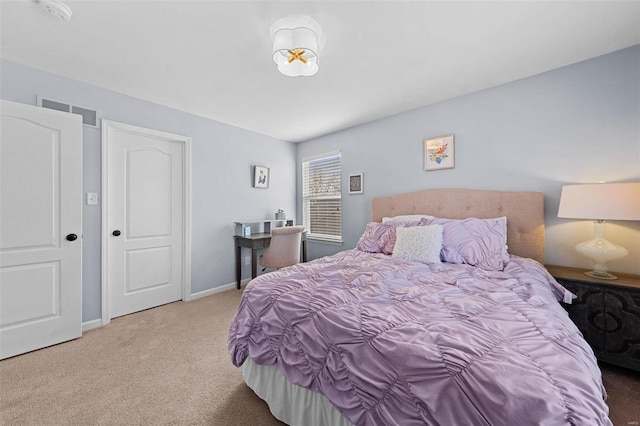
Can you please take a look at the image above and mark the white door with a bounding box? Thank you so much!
[0,100,82,360]
[103,120,190,320]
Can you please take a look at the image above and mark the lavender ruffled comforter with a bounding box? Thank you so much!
[229,249,611,425]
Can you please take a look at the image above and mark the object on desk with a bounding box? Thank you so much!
[242,225,251,237]
[275,209,286,220]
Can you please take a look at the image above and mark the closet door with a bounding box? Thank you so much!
[0,100,82,359]
[103,120,189,320]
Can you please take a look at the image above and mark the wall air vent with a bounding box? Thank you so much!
[37,96,100,128]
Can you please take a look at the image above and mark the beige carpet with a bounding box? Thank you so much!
[0,289,283,426]
[1,288,638,425]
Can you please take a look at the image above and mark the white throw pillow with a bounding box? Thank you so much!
[392,225,443,264]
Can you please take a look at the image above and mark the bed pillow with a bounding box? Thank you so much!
[392,225,443,264]
[430,216,509,271]
[356,222,389,253]
[382,214,435,223]
[356,219,430,254]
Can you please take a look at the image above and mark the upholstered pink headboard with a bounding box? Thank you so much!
[372,188,545,263]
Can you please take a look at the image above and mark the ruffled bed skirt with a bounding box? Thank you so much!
[240,357,353,426]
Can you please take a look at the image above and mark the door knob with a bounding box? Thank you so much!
[66,234,78,241]
[112,230,121,237]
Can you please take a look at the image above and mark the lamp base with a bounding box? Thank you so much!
[575,220,628,282]
[583,270,619,280]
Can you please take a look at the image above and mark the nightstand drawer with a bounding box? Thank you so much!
[548,265,640,372]
[557,279,606,357]
[601,289,640,371]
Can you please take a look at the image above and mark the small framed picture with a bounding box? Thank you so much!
[424,134,455,171]
[348,173,364,194]
[253,165,270,188]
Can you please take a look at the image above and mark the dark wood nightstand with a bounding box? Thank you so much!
[546,265,640,372]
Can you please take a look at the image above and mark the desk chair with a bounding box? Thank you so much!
[260,226,305,270]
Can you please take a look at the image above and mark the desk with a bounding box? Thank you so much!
[234,233,307,289]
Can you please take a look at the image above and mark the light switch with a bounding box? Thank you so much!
[87,192,98,205]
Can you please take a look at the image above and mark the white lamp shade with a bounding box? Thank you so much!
[270,15,322,77]
[558,182,640,221]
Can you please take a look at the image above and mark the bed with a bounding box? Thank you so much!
[228,188,611,425]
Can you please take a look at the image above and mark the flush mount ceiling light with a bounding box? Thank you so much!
[37,0,73,20]
[269,15,324,77]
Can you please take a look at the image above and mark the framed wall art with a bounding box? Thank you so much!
[424,134,454,171]
[253,165,270,188]
[348,173,364,194]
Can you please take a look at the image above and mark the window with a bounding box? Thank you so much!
[302,152,342,242]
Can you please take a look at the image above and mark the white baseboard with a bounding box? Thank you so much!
[82,280,249,333]
[189,279,250,300]
[82,318,102,333]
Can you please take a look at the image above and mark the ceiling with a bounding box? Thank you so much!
[1,1,639,142]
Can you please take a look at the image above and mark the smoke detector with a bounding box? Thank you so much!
[37,0,73,21]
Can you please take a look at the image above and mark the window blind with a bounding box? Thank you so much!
[302,153,342,242]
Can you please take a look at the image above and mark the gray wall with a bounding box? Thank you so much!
[297,45,640,275]
[2,45,639,325]
[1,60,297,323]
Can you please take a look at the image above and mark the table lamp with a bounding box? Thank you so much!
[557,182,640,280]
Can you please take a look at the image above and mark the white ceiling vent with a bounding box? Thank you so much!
[37,96,100,128]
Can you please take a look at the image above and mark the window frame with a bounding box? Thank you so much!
[301,151,343,243]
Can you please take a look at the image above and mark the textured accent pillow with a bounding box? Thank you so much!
[356,219,430,254]
[392,225,443,264]
[430,216,509,271]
